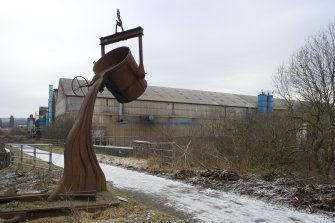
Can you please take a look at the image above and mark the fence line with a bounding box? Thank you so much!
[133,141,176,166]
[40,136,142,148]
[8,144,53,172]
[39,138,65,147]
[92,140,177,166]
[94,145,133,157]
[93,136,140,147]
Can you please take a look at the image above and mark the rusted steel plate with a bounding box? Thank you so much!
[0,211,26,223]
[0,203,118,222]
[93,47,147,103]
[100,27,143,45]
[0,191,96,203]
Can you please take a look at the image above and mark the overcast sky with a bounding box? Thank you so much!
[1,0,335,118]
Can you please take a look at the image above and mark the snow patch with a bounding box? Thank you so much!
[23,146,333,223]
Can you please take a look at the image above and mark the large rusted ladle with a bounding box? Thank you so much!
[48,27,147,201]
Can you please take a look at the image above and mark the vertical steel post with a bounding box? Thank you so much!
[48,145,52,172]
[33,146,36,169]
[172,143,176,166]
[146,142,149,159]
[20,144,23,170]
[138,35,143,67]
[9,144,13,165]
[101,44,105,56]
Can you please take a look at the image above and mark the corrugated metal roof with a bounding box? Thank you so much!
[58,78,286,109]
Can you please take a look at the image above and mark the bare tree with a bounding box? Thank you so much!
[42,115,75,139]
[274,23,335,176]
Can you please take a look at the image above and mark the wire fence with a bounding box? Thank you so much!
[93,136,140,147]
[39,138,65,147]
[7,144,54,172]
[8,137,177,167]
[133,141,176,166]
[92,139,177,166]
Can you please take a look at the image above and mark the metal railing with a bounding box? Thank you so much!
[7,144,53,171]
[39,138,65,147]
[93,136,139,147]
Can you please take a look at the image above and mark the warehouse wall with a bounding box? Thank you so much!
[91,114,195,141]
[54,88,253,140]
[55,86,67,117]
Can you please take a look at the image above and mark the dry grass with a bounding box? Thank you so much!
[37,145,64,154]
[9,148,53,171]
[25,186,185,223]
[96,154,148,170]
[50,146,64,154]
[147,155,162,170]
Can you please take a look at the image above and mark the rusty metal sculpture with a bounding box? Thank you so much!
[48,10,147,200]
[71,76,90,96]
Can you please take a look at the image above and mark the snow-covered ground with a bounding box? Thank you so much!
[20,145,334,223]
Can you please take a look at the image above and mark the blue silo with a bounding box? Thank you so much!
[267,93,273,112]
[257,92,267,113]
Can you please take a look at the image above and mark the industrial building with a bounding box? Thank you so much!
[52,78,286,141]
[27,85,55,136]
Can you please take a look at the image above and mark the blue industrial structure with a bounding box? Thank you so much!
[257,92,268,113]
[48,84,53,126]
[27,114,35,136]
[27,84,55,137]
[38,107,48,127]
[33,106,48,136]
[267,94,273,112]
[257,91,273,113]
